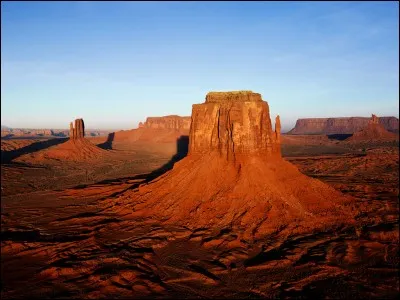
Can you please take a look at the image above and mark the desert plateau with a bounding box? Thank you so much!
[1,91,399,299]
[2,1,399,299]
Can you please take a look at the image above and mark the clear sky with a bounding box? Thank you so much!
[1,1,399,131]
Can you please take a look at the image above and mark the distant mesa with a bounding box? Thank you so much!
[111,115,191,144]
[288,116,399,135]
[113,91,355,241]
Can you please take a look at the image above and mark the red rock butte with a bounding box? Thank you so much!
[189,91,281,160]
[16,118,107,162]
[112,91,355,241]
[69,118,85,140]
[348,114,398,142]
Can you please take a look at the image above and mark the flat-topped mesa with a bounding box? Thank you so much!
[69,118,85,140]
[205,91,262,103]
[143,115,191,130]
[189,91,280,159]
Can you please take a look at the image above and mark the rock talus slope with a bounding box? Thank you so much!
[115,91,355,240]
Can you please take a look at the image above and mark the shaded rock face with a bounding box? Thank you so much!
[69,119,85,140]
[143,115,191,130]
[189,91,281,159]
[288,116,399,134]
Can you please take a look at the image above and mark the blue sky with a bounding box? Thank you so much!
[1,1,399,131]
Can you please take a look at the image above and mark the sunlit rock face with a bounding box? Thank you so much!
[189,91,281,159]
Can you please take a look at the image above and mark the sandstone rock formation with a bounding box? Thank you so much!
[113,91,355,241]
[112,115,191,144]
[275,115,281,144]
[288,116,399,135]
[16,119,107,163]
[189,91,280,160]
[347,114,397,142]
[69,118,85,140]
[144,115,191,130]
[370,114,379,125]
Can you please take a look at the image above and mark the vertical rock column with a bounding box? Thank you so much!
[275,115,281,143]
[370,114,379,125]
[69,118,85,140]
[69,122,74,138]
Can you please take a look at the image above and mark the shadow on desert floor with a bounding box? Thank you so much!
[73,135,189,191]
[97,132,115,150]
[1,138,69,163]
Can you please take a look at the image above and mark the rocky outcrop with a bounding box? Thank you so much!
[69,119,85,140]
[189,91,280,159]
[370,114,379,125]
[288,116,399,135]
[16,119,108,162]
[114,91,354,241]
[112,115,191,144]
[347,114,397,142]
[143,115,191,130]
[275,115,281,144]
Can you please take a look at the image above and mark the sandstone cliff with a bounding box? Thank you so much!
[69,119,85,140]
[189,91,281,159]
[110,91,354,241]
[288,116,399,135]
[144,115,191,130]
[112,115,191,144]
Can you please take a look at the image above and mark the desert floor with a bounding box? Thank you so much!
[1,135,399,299]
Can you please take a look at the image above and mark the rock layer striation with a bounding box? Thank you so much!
[189,91,281,159]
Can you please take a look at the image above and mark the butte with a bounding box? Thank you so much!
[112,91,356,241]
[347,114,398,142]
[16,118,107,163]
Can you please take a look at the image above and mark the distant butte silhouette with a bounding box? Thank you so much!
[112,91,356,241]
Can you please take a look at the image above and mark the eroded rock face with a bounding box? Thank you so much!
[143,115,191,130]
[114,91,354,241]
[288,116,399,134]
[189,91,280,159]
[69,119,85,140]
